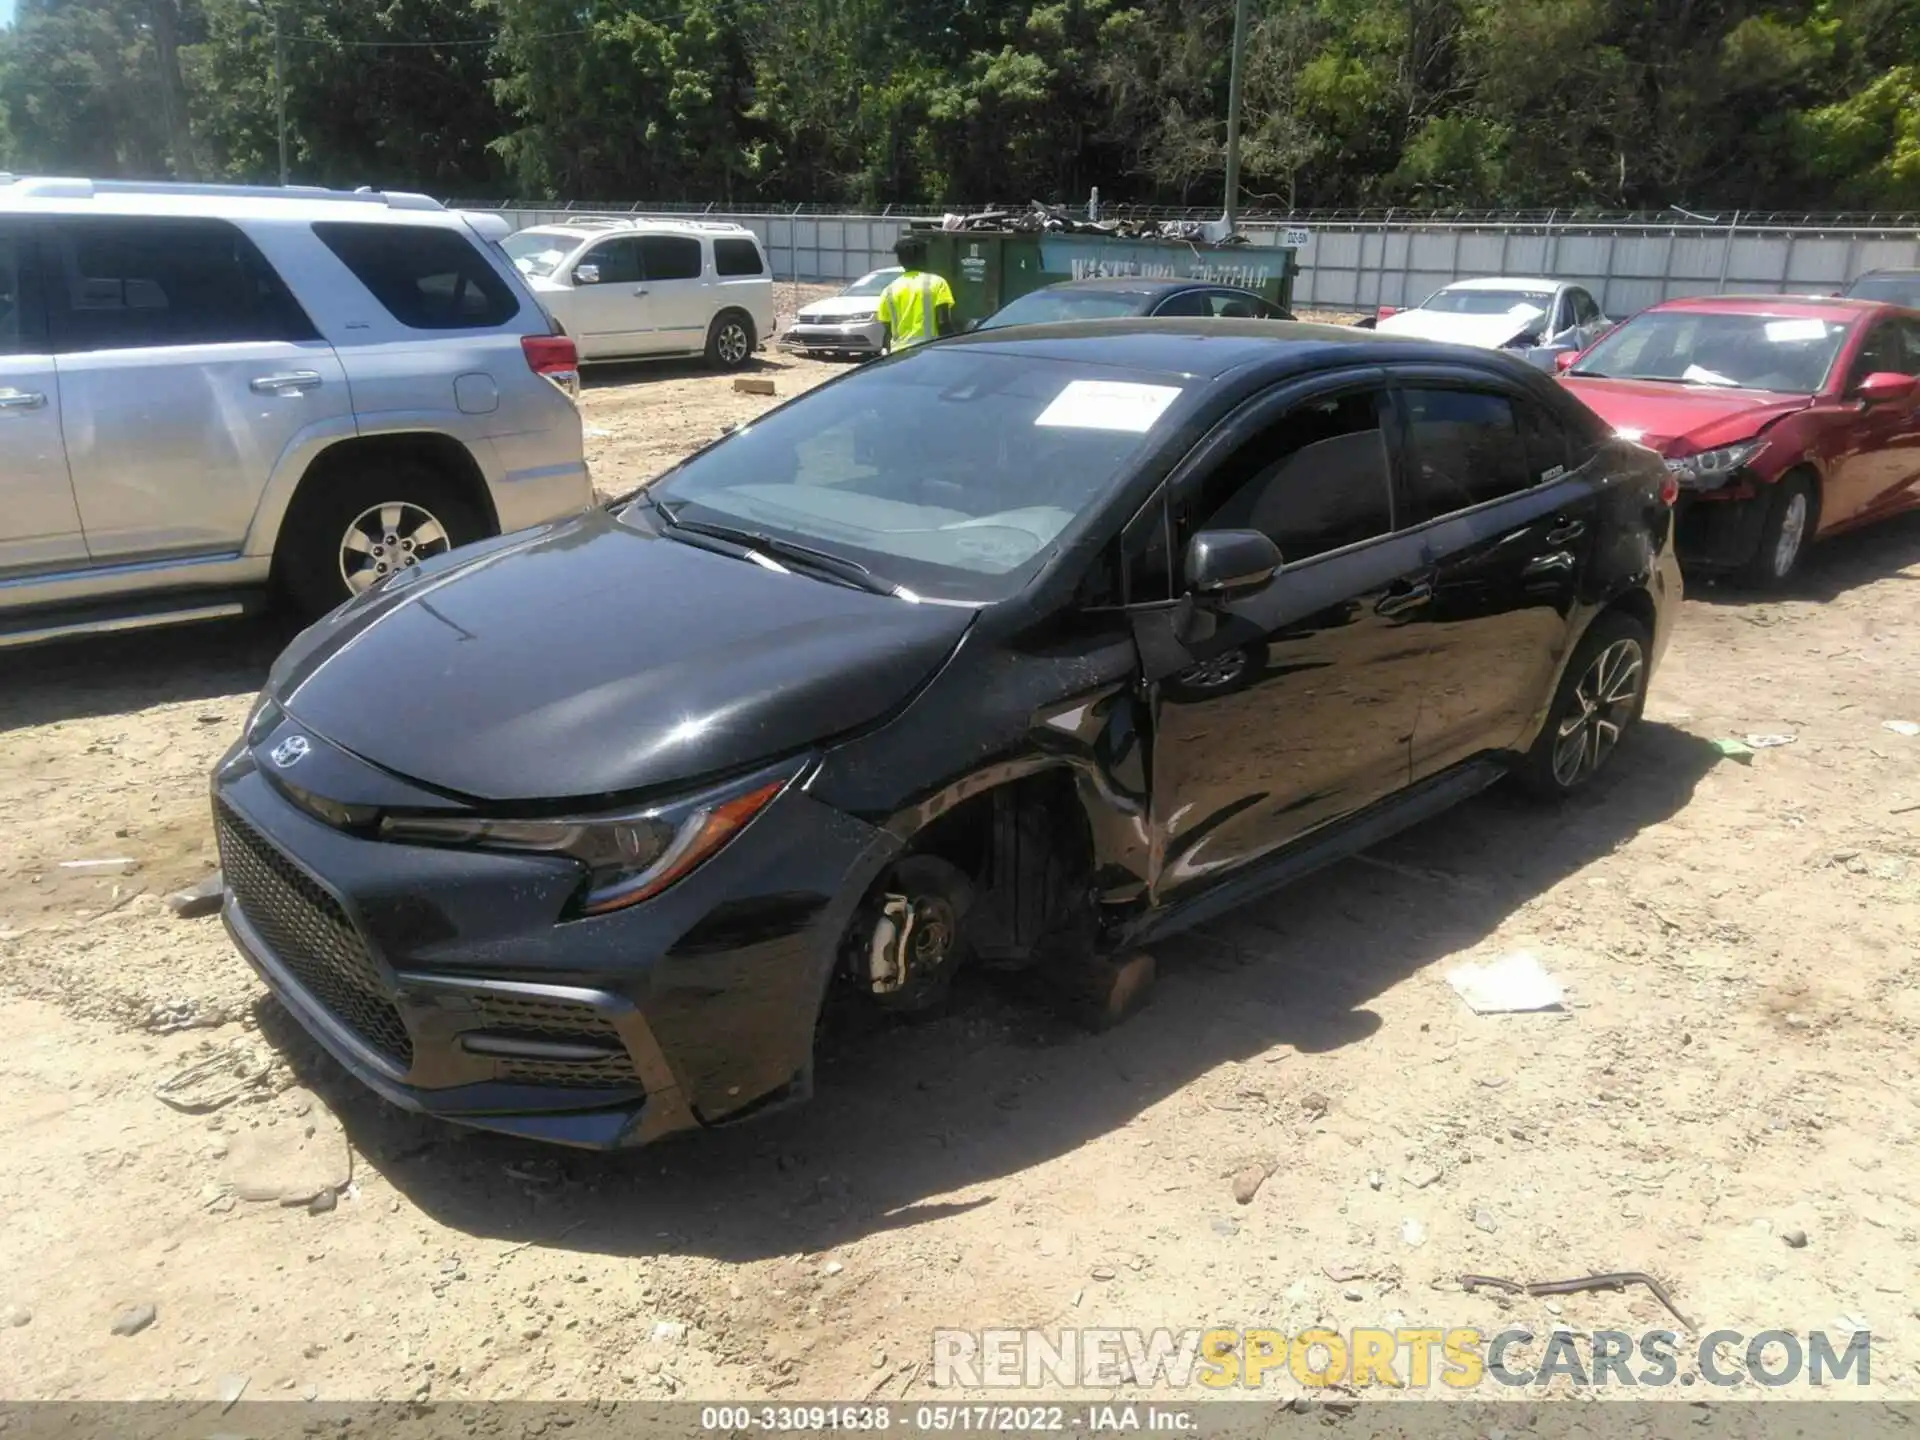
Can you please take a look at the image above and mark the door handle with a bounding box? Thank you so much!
[1545,517,1587,545]
[250,371,323,395]
[632,287,650,297]
[0,388,47,410]
[1375,579,1434,617]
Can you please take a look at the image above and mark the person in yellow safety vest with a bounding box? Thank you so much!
[875,234,956,352]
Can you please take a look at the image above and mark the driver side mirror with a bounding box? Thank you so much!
[1554,350,1579,373]
[572,263,600,286]
[1186,529,1282,600]
[1856,371,1918,406]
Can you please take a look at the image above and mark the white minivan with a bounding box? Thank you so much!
[501,218,776,370]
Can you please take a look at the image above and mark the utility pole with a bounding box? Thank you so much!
[273,9,288,186]
[1222,0,1251,233]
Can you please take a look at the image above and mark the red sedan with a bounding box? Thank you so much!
[1558,295,1920,587]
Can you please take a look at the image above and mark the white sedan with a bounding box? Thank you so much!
[780,268,903,359]
[1368,277,1611,369]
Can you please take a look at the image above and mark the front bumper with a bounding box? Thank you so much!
[780,320,882,353]
[210,744,897,1149]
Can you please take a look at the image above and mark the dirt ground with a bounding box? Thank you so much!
[2,299,1919,1407]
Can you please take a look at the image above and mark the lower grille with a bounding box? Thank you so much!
[469,991,620,1039]
[216,801,414,1070]
[495,1052,641,1089]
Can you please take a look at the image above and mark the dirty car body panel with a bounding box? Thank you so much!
[213,320,1680,1149]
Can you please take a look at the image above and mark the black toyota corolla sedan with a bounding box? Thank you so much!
[213,320,1681,1149]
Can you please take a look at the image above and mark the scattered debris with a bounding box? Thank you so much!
[59,857,140,875]
[307,1189,338,1216]
[1782,1227,1809,1249]
[1231,1164,1271,1205]
[1403,1161,1443,1190]
[650,1320,688,1345]
[1401,1219,1427,1248]
[732,377,777,396]
[1090,1265,1117,1281]
[1882,721,1920,737]
[224,1106,351,1204]
[1461,1271,1693,1329]
[144,999,228,1035]
[1298,1091,1330,1119]
[1710,738,1756,763]
[1366,1170,1385,1191]
[1,1305,30,1328]
[820,1260,845,1277]
[1323,1259,1370,1283]
[1744,733,1796,749]
[1210,1216,1240,1238]
[583,426,613,439]
[1446,952,1566,1014]
[1472,1207,1500,1234]
[164,873,224,919]
[110,1303,156,1337]
[154,1042,275,1113]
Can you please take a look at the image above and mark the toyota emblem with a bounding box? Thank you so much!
[269,734,311,769]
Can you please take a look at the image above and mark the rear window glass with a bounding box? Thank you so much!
[312,221,519,330]
[979,289,1152,328]
[714,237,765,277]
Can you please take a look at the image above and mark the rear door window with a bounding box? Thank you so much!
[1399,387,1534,522]
[713,238,765,277]
[0,224,44,355]
[48,216,317,351]
[312,221,519,330]
[640,235,704,282]
[1150,290,1209,318]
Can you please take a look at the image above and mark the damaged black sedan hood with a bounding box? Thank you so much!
[265,508,974,804]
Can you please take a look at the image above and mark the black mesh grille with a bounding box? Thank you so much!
[469,992,620,1039]
[217,801,414,1070]
[495,1052,641,1089]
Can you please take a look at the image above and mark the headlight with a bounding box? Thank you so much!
[1665,440,1765,488]
[244,693,281,744]
[377,761,802,916]
[845,311,877,324]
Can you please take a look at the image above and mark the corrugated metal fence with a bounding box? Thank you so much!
[463,205,1920,316]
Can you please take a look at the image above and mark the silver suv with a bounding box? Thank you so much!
[0,177,593,647]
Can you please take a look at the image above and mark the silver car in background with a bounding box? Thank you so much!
[0,177,592,647]
[780,267,902,358]
[1368,276,1612,370]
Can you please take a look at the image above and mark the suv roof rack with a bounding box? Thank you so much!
[0,176,447,210]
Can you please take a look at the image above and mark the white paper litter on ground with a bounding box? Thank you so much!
[1035,380,1182,433]
[1884,720,1920,736]
[1447,951,1566,1014]
[1745,733,1796,748]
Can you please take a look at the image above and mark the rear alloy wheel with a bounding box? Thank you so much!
[706,311,755,370]
[1517,613,1650,799]
[338,501,454,595]
[277,460,488,621]
[1737,472,1817,590]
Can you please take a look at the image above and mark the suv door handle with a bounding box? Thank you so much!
[1375,578,1434,617]
[1545,517,1587,544]
[0,388,47,410]
[250,371,323,395]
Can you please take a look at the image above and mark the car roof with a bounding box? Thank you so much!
[507,216,758,239]
[1036,276,1255,297]
[946,316,1545,380]
[1438,276,1562,292]
[0,174,473,225]
[1643,293,1894,319]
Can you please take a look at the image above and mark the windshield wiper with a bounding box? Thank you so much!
[665,516,899,597]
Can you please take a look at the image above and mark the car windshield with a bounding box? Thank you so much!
[978,289,1153,329]
[1568,309,1850,392]
[1419,288,1554,317]
[629,349,1190,602]
[501,229,576,279]
[1844,274,1920,306]
[841,268,901,298]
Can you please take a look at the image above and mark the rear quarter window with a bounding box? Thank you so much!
[714,237,765,277]
[311,221,520,330]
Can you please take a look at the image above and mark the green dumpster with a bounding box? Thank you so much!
[911,226,1298,328]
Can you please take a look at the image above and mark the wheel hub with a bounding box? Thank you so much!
[1550,637,1645,788]
[339,502,453,594]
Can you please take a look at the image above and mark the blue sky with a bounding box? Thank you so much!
[0,0,13,27]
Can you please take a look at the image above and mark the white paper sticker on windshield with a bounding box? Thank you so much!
[1764,318,1829,343]
[1035,380,1183,433]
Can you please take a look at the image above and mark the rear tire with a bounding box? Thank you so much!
[276,461,489,621]
[1735,471,1817,590]
[1515,611,1651,800]
[706,310,756,371]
